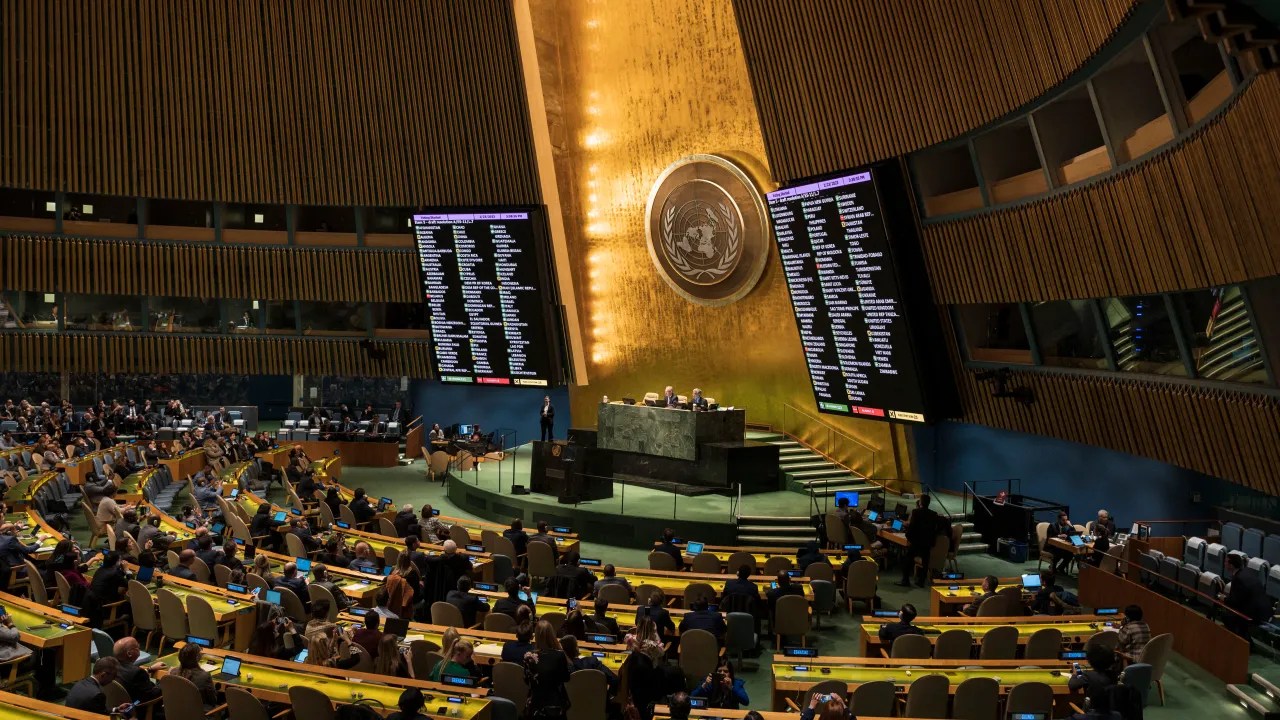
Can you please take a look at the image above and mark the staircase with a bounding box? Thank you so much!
[0,298,18,329]
[735,514,818,547]
[749,431,880,498]
[1196,286,1265,382]
[1227,673,1280,719]
[955,516,985,555]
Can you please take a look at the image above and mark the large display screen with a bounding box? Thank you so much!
[767,170,929,422]
[412,211,557,386]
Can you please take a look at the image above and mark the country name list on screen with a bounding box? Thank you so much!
[412,212,551,387]
[767,172,927,422]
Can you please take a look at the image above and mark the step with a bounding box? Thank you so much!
[806,485,882,498]
[737,515,811,524]
[1227,682,1280,719]
[768,440,802,449]
[777,446,814,456]
[961,532,982,542]
[957,542,988,553]
[737,524,816,534]
[780,460,839,472]
[790,468,857,480]
[736,534,818,546]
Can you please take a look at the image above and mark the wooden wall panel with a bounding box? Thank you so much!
[0,234,419,303]
[939,312,1280,494]
[732,0,1139,182]
[0,332,429,378]
[922,73,1280,303]
[0,0,540,207]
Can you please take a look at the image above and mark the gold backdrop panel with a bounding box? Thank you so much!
[527,0,913,485]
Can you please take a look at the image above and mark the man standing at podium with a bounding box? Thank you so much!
[540,395,555,441]
[662,386,680,408]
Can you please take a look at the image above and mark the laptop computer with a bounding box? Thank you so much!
[384,617,410,639]
[293,649,309,663]
[214,656,242,681]
[1020,573,1042,589]
[211,522,225,535]
[685,541,705,556]
[264,590,282,605]
[135,565,155,583]
[866,509,880,523]
[273,511,287,523]
[890,519,904,532]
[1069,535,1086,547]
[295,558,312,573]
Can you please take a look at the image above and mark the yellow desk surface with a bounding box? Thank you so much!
[160,448,207,480]
[0,590,92,682]
[143,502,200,542]
[1,512,59,557]
[471,588,696,624]
[612,566,813,603]
[858,614,1118,654]
[118,467,161,501]
[259,550,383,603]
[771,663,1073,710]
[159,645,489,718]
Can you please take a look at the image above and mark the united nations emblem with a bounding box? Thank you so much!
[646,154,770,306]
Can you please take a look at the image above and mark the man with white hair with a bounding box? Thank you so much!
[689,388,708,411]
[662,385,679,408]
[1095,509,1117,536]
[393,503,418,537]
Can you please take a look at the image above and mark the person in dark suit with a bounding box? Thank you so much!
[170,549,198,581]
[492,577,535,619]
[962,575,1000,617]
[655,528,683,567]
[67,658,128,714]
[349,488,376,525]
[529,521,558,558]
[540,396,555,441]
[722,565,760,601]
[393,504,418,538]
[275,562,310,604]
[250,504,284,552]
[113,637,164,703]
[662,386,680,408]
[590,598,621,638]
[446,576,487,627]
[290,519,320,552]
[899,494,941,587]
[553,553,597,599]
[766,572,804,617]
[635,589,675,638]
[1224,552,1270,640]
[678,598,726,644]
[87,552,130,628]
[877,603,924,651]
[194,536,223,570]
[688,388,708,411]
[503,519,529,558]
[592,564,632,598]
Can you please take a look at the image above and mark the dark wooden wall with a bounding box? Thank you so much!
[0,332,431,377]
[1,233,420,302]
[733,0,1139,182]
[921,73,1280,303]
[0,0,541,206]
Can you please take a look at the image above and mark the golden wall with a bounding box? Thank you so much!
[527,0,911,482]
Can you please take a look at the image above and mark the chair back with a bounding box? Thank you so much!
[213,564,232,588]
[489,553,515,585]
[22,560,47,604]
[1121,662,1154,707]
[634,584,662,607]
[725,612,756,657]
[678,629,719,686]
[106,524,118,551]
[975,595,1008,617]
[156,588,189,641]
[824,513,849,547]
[541,612,566,635]
[449,525,473,546]
[996,586,1026,615]
[432,601,465,627]
[159,674,211,719]
[55,572,73,608]
[904,673,949,718]
[1085,631,1120,652]
[1025,627,1063,659]
[1035,522,1049,551]
[849,679,894,715]
[566,668,608,720]
[246,573,270,597]
[1005,681,1054,715]
[284,533,308,558]
[492,660,529,707]
[480,612,515,634]
[274,585,308,623]
[376,517,396,538]
[810,579,836,616]
[763,555,793,576]
[408,640,441,678]
[952,676,999,720]
[128,580,158,631]
[773,593,809,641]
[191,557,211,584]
[597,583,631,604]
[287,685,336,720]
[844,559,877,597]
[933,628,973,659]
[338,505,358,526]
[104,680,132,711]
[528,541,557,578]
[978,624,1017,660]
[480,529,501,553]
[801,679,848,712]
[317,503,335,527]
[690,553,721,574]
[725,551,756,574]
[166,550,180,568]
[308,584,341,621]
[647,551,678,571]
[225,685,270,720]
[429,451,451,478]
[683,582,716,607]
[384,545,401,568]
[1144,633,1173,682]
[186,595,220,646]
[890,633,933,659]
[492,536,518,562]
[804,562,834,582]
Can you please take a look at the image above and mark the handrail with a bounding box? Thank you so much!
[778,402,881,481]
[781,403,876,454]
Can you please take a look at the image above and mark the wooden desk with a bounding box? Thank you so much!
[257,549,382,605]
[1078,563,1248,683]
[118,567,257,651]
[470,588,701,627]
[877,528,909,548]
[609,565,812,604]
[161,448,207,480]
[2,470,56,509]
[158,643,490,718]
[770,658,1075,713]
[438,513,582,556]
[0,689,109,720]
[1,512,59,559]
[0,590,93,683]
[288,440,397,468]
[253,445,292,471]
[929,577,1026,616]
[61,442,139,486]
[656,542,848,572]
[117,467,161,503]
[858,614,1119,657]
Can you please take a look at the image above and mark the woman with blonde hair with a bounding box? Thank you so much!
[252,553,274,585]
[373,634,413,677]
[428,638,474,681]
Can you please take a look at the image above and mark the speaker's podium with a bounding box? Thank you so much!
[530,440,613,503]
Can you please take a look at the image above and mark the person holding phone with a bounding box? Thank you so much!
[801,691,852,720]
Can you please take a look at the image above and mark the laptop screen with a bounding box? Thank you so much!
[273,511,286,523]
[295,558,312,573]
[866,509,879,522]
[380,497,393,507]
[890,519,904,532]
[211,523,225,535]
[220,657,242,677]
[685,541,705,556]
[384,617,410,638]
[135,565,155,583]
[1070,534,1086,547]
[265,590,282,605]
[1020,573,1042,589]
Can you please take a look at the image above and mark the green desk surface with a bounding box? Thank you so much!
[1,513,58,553]
[158,652,489,718]
[141,579,249,617]
[3,472,53,503]
[6,603,83,641]
[773,663,1072,687]
[914,621,1116,637]
[119,468,158,496]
